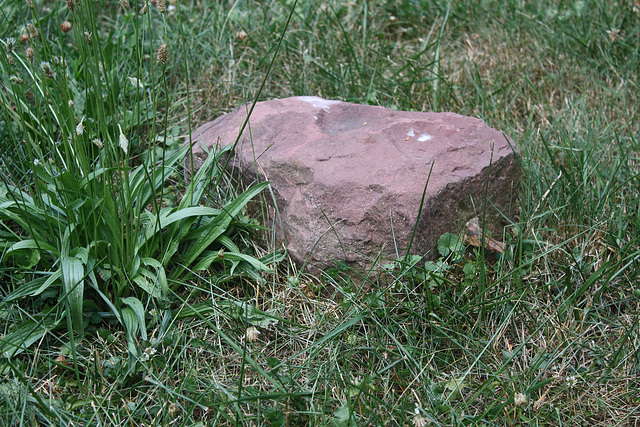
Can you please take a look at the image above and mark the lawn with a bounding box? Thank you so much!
[0,0,639,425]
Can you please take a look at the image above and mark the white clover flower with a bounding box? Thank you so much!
[413,408,427,427]
[607,28,622,42]
[168,402,178,417]
[514,392,527,407]
[76,116,85,136]
[117,124,129,154]
[140,347,156,361]
[245,326,260,342]
[565,375,578,389]
[33,158,41,166]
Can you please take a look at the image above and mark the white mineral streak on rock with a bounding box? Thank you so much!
[297,96,341,112]
[406,129,415,137]
[418,133,433,142]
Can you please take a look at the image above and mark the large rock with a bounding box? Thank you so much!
[190,96,521,274]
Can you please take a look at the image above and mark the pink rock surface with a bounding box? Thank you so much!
[190,96,521,274]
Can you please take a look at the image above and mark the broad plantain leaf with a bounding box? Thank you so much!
[61,256,85,335]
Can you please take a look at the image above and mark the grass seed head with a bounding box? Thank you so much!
[27,23,38,38]
[157,0,166,13]
[156,43,168,64]
[6,37,16,53]
[61,21,72,33]
[26,47,34,63]
[40,61,54,79]
[66,0,76,12]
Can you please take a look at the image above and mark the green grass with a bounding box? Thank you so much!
[1,0,639,425]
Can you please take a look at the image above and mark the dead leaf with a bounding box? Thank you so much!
[55,354,71,368]
[464,217,505,254]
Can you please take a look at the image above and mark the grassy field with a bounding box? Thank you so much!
[1,0,639,425]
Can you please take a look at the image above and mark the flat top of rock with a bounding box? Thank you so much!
[194,96,514,195]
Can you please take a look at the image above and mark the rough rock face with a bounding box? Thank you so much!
[190,96,521,274]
